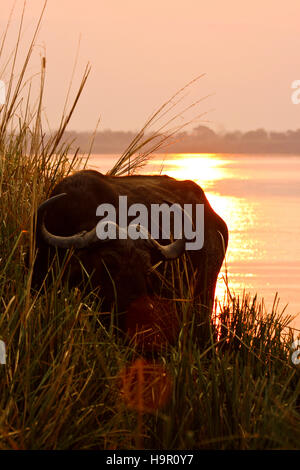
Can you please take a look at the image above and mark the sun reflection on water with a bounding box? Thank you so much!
[148,153,258,261]
[147,153,262,309]
[149,153,232,191]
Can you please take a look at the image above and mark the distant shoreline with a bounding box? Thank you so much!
[62,125,300,156]
[79,151,300,157]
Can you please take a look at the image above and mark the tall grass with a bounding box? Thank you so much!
[0,4,299,450]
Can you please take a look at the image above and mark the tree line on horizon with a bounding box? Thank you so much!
[62,125,300,155]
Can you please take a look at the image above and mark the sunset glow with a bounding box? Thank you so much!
[150,154,232,190]
[1,0,300,450]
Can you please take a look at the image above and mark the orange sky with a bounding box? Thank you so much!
[1,0,300,132]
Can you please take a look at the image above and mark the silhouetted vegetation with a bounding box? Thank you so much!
[63,125,300,155]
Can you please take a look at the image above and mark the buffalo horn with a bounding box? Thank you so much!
[38,195,186,258]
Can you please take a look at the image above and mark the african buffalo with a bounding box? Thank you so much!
[33,169,228,335]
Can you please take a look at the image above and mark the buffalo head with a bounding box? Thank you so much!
[33,190,186,327]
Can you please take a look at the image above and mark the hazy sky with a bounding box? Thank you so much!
[1,0,300,133]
